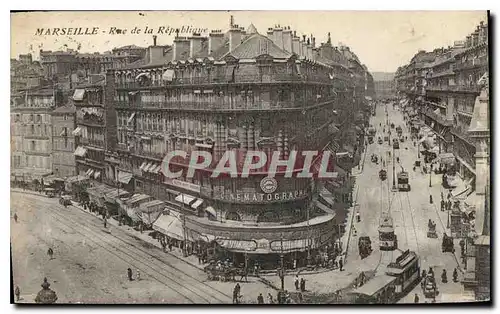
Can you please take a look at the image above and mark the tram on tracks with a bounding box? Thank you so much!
[349,250,420,304]
[379,214,397,250]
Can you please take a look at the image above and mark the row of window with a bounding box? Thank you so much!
[12,113,53,124]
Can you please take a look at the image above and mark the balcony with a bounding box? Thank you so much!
[426,84,481,94]
[454,56,488,71]
[80,137,105,148]
[134,149,164,160]
[115,96,338,112]
[115,73,346,89]
[116,143,130,152]
[77,116,105,127]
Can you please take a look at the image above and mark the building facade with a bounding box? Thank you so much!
[11,88,58,181]
[395,20,490,300]
[51,105,77,178]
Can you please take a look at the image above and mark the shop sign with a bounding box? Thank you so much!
[214,189,307,203]
[164,178,201,193]
[260,177,278,193]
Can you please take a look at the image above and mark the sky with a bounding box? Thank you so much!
[11,11,487,73]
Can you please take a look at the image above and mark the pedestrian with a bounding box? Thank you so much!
[104,217,107,228]
[136,269,141,281]
[440,199,445,212]
[441,269,447,283]
[294,275,300,290]
[428,267,434,277]
[14,285,20,301]
[429,194,433,204]
[233,283,240,304]
[47,248,54,260]
[453,268,458,282]
[267,293,274,304]
[339,257,344,271]
[257,293,264,304]
[414,293,419,303]
[13,213,18,223]
[447,200,452,211]
[300,278,306,292]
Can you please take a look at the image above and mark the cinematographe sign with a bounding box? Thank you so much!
[214,189,307,203]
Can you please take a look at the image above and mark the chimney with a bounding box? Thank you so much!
[173,36,190,61]
[311,35,316,48]
[327,32,332,45]
[148,45,165,64]
[208,30,224,54]
[189,33,203,58]
[229,24,243,52]
[307,38,313,60]
[267,28,274,42]
[273,26,284,50]
[292,32,300,54]
[301,35,307,58]
[479,22,488,44]
[282,27,293,53]
[466,35,472,48]
[153,35,157,46]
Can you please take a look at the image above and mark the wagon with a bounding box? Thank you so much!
[379,169,387,181]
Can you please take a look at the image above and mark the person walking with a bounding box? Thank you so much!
[339,257,344,271]
[257,293,264,304]
[47,248,54,260]
[453,268,458,282]
[414,293,419,303]
[127,268,133,281]
[441,269,448,283]
[13,213,18,223]
[103,217,107,228]
[440,199,445,212]
[300,278,306,292]
[233,283,240,304]
[267,293,274,304]
[294,275,300,290]
[14,285,20,301]
[136,269,141,281]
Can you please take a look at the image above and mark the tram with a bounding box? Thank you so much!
[397,171,411,191]
[379,214,397,250]
[350,250,420,304]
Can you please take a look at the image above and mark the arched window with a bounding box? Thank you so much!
[257,211,280,223]
[225,212,241,221]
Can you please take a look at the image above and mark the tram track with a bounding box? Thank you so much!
[13,193,231,304]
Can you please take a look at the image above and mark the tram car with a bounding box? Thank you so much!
[397,171,411,191]
[442,233,455,253]
[393,138,400,149]
[379,215,398,250]
[350,250,420,304]
[396,126,403,137]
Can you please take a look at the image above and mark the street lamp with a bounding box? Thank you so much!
[35,278,58,304]
[429,164,432,188]
[279,237,285,291]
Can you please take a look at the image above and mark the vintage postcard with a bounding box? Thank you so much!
[10,11,490,304]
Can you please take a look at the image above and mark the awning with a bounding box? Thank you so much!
[316,200,334,214]
[117,171,133,184]
[93,171,101,179]
[135,72,150,80]
[143,162,153,172]
[125,193,152,206]
[127,113,136,124]
[204,206,217,217]
[191,199,204,210]
[151,165,161,174]
[128,91,139,96]
[139,161,148,171]
[86,169,95,177]
[153,214,193,241]
[74,146,87,157]
[175,193,196,206]
[139,200,166,213]
[162,69,175,82]
[73,89,85,101]
[436,153,456,165]
[125,207,141,223]
[60,129,67,136]
[72,127,82,136]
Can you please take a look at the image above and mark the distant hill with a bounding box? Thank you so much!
[371,72,395,82]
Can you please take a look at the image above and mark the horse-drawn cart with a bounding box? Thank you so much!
[379,169,387,181]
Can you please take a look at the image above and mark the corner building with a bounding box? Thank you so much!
[109,21,370,266]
